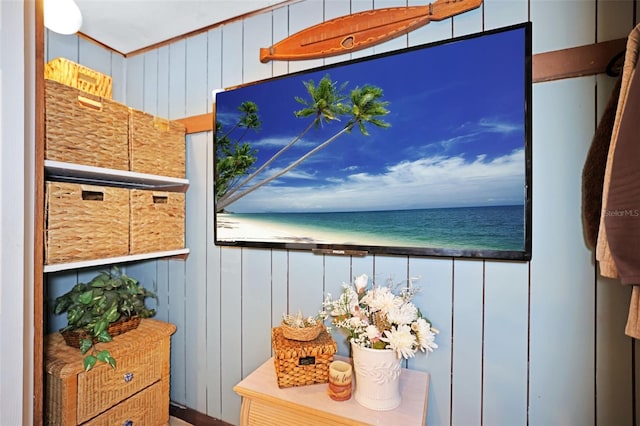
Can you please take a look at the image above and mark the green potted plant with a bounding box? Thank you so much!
[53,266,158,371]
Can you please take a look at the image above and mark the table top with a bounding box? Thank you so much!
[233,355,429,426]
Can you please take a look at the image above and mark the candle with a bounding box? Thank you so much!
[328,360,352,401]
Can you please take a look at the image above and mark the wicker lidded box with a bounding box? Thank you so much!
[45,57,113,99]
[44,57,129,171]
[271,326,337,388]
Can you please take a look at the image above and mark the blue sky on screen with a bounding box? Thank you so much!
[216,26,527,213]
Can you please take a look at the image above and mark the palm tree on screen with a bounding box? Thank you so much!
[214,101,260,200]
[217,75,348,206]
[216,82,390,212]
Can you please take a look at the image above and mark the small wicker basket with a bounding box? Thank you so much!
[281,321,323,341]
[61,316,141,348]
[271,326,337,388]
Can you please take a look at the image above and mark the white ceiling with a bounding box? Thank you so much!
[74,0,291,54]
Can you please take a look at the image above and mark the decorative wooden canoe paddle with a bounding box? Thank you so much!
[260,0,483,63]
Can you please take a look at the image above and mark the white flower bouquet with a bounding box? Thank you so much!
[322,273,438,359]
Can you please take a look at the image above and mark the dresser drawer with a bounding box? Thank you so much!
[77,347,163,423]
[45,319,176,425]
[82,381,166,426]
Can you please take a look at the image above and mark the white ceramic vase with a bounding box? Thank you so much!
[351,341,402,411]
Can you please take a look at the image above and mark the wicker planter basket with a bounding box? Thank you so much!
[61,316,141,348]
[281,322,323,341]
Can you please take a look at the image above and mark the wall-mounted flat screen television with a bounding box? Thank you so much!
[214,22,532,260]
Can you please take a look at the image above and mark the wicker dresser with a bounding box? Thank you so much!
[45,319,176,425]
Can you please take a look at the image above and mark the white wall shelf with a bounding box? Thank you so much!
[44,160,190,273]
[43,248,190,273]
[45,160,189,191]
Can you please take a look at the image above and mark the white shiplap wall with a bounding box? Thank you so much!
[45,1,638,425]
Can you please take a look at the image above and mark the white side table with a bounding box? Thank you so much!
[233,356,429,426]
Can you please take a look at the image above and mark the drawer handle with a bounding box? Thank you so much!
[124,421,133,426]
[124,372,134,383]
[77,95,103,111]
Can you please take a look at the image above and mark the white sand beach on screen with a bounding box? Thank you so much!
[216,213,393,246]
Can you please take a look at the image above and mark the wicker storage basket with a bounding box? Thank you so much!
[271,326,337,388]
[45,57,113,99]
[45,79,129,170]
[129,189,185,254]
[45,182,130,265]
[61,316,141,348]
[129,108,186,178]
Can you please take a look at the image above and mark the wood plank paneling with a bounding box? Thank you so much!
[169,259,190,400]
[452,0,483,37]
[271,250,290,329]
[111,52,126,104]
[530,0,595,54]
[483,261,529,426]
[221,22,243,89]
[186,34,208,117]
[143,50,159,115]
[287,251,325,316]
[204,124,223,418]
[451,259,484,426]
[484,0,528,31]
[271,5,290,78]
[78,37,113,79]
[207,28,223,111]
[408,257,454,426]
[157,46,171,119]
[241,248,274,375]
[529,76,598,426]
[243,13,274,84]
[168,40,187,119]
[126,54,144,110]
[184,132,210,413]
[322,255,355,356]
[46,31,79,63]
[597,0,636,42]
[219,247,243,424]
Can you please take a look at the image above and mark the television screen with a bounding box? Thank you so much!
[214,22,532,260]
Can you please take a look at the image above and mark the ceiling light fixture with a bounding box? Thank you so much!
[44,0,83,35]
